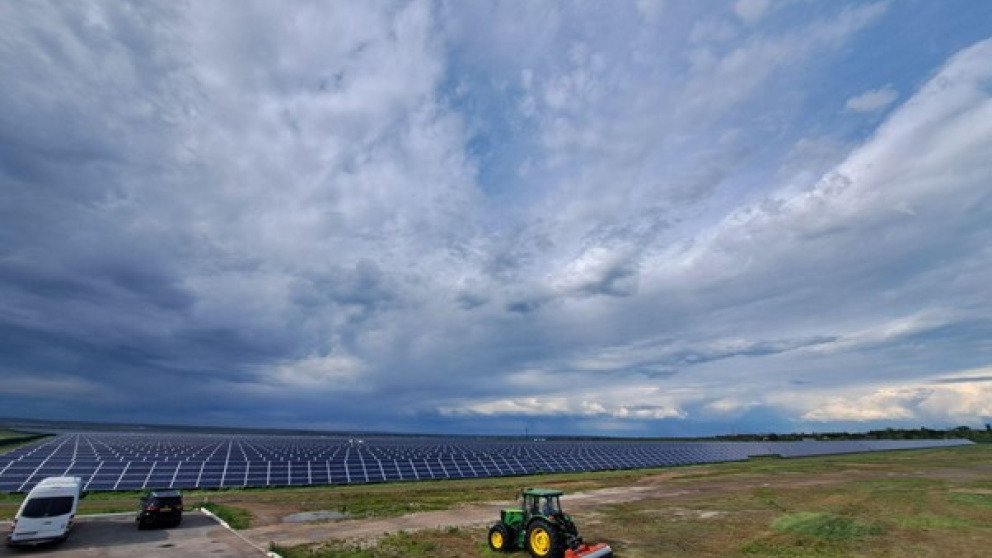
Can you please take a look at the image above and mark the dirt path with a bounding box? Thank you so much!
[242,480,750,547]
[245,500,507,547]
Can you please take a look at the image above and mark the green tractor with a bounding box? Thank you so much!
[487,488,613,558]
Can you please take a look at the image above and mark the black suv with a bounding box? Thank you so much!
[136,489,183,529]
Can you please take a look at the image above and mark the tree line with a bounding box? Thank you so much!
[715,425,992,443]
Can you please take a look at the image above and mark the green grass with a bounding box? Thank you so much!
[895,513,977,529]
[739,538,838,557]
[200,502,252,529]
[0,431,51,454]
[172,466,671,521]
[949,492,992,508]
[202,444,992,558]
[772,512,883,540]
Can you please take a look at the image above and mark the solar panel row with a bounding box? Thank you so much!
[0,433,971,493]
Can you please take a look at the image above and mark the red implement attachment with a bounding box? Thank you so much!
[565,542,614,558]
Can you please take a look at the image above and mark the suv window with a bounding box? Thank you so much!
[22,496,74,518]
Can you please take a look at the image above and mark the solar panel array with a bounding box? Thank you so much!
[0,433,971,493]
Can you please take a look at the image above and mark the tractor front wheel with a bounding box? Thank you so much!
[488,523,514,552]
[526,519,563,558]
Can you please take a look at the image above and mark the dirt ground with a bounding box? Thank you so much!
[240,461,992,549]
[241,475,686,547]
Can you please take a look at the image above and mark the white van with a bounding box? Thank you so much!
[5,476,82,547]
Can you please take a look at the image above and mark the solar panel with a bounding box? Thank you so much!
[0,432,973,493]
[86,479,118,490]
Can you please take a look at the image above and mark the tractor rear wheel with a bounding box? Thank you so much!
[488,523,514,552]
[526,519,564,558]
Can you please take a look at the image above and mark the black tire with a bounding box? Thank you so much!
[488,523,514,551]
[526,519,564,558]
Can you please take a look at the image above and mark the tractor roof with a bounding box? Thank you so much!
[522,487,563,497]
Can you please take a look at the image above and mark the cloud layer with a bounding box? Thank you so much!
[2,1,992,435]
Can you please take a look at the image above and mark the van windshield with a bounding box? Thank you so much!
[21,496,74,518]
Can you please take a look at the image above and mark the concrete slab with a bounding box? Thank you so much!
[2,512,266,557]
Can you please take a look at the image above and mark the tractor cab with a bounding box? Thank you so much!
[522,489,565,521]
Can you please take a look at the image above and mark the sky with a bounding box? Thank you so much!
[2,1,992,437]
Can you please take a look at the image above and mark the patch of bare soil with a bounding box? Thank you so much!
[245,503,500,547]
[237,502,300,527]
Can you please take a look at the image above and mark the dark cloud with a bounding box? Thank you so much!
[506,299,545,315]
[575,258,639,298]
[455,291,488,310]
[1,2,991,437]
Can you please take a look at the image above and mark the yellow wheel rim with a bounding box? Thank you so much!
[530,527,551,556]
[491,530,504,549]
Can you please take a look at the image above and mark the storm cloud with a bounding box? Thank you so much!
[2,1,992,436]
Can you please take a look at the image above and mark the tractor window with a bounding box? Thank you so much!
[543,496,562,515]
[523,493,564,517]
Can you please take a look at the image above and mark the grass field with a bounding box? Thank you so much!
[0,429,46,442]
[0,464,668,520]
[3,444,991,557]
[0,429,50,454]
[270,444,992,558]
